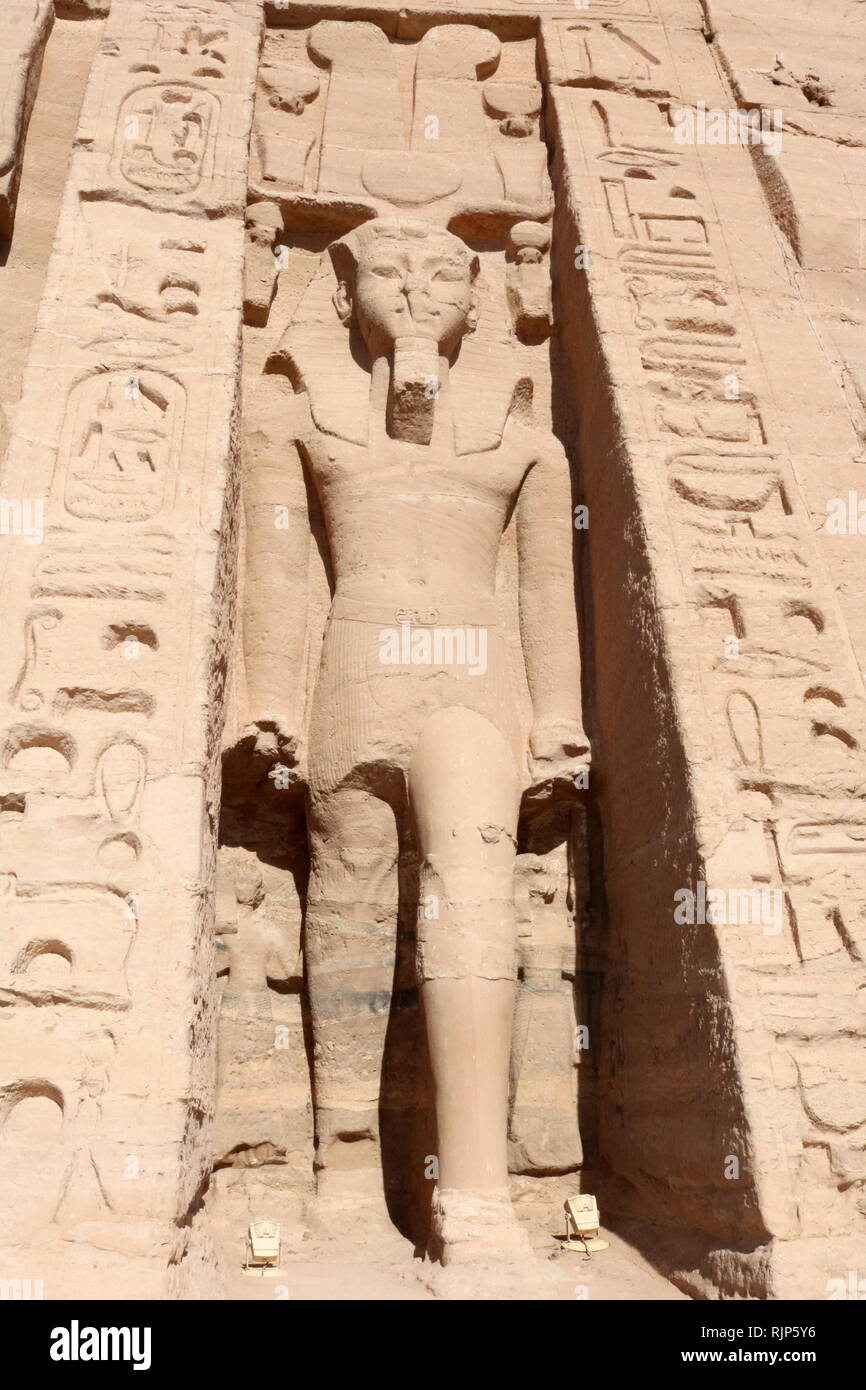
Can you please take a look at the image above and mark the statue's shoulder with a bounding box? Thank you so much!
[503,409,564,470]
[247,374,314,449]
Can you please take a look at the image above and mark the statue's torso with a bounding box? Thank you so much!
[301,420,534,613]
[299,418,535,790]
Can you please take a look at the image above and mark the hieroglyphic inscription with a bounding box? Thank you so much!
[0,0,261,1286]
[553,75,866,1252]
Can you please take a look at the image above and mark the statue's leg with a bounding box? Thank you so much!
[409,706,532,1268]
[305,784,399,1236]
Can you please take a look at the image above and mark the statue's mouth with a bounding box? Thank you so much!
[391,299,441,333]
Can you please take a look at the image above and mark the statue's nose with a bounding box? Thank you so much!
[402,271,425,296]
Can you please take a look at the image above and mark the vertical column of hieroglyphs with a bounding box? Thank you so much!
[704,2,866,665]
[0,0,262,1297]
[544,0,866,1295]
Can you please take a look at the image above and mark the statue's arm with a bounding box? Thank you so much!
[241,375,312,768]
[516,432,590,784]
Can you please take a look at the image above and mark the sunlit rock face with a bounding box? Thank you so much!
[0,0,863,1305]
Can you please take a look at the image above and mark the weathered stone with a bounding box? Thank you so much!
[0,0,862,1308]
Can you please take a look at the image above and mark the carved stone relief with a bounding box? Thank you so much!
[0,0,863,1311]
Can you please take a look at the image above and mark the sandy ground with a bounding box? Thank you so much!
[224,1227,688,1301]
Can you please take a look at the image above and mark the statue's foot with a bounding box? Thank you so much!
[430,1186,533,1261]
[424,1187,557,1300]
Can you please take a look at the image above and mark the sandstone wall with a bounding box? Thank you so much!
[0,0,862,1302]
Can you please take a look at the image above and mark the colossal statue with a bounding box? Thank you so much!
[242,214,588,1280]
[1,0,864,1308]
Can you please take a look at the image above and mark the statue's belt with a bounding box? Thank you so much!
[329,595,501,629]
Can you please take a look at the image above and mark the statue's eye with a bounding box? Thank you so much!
[371,265,401,279]
[433,267,463,282]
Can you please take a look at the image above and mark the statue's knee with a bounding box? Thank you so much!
[415,840,518,986]
[410,707,519,853]
[309,844,398,913]
[310,786,397,852]
[416,904,517,983]
[307,788,399,910]
[412,706,516,783]
[418,851,514,915]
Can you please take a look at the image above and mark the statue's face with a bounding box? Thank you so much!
[345,231,476,354]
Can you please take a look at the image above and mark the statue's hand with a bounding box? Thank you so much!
[527,717,590,801]
[241,718,305,787]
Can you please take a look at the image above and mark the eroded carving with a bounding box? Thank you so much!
[242,212,587,1286]
[58,371,185,523]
